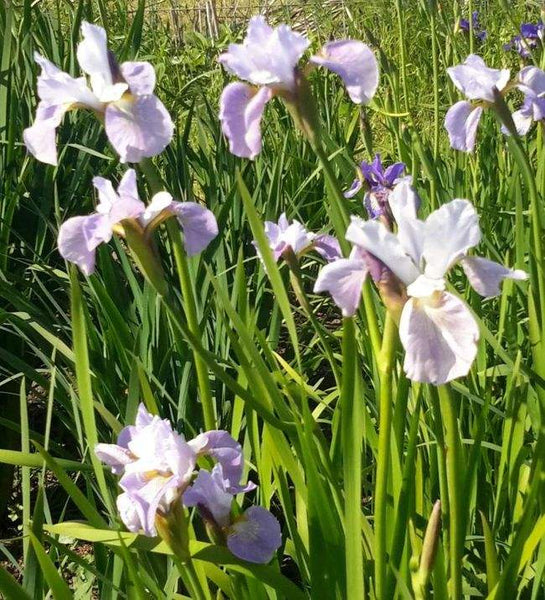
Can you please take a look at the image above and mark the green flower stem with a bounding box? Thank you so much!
[437,384,463,599]
[310,141,382,359]
[167,219,216,430]
[374,312,398,599]
[340,317,364,599]
[137,157,216,430]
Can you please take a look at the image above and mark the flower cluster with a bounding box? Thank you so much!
[314,180,526,384]
[218,16,379,158]
[96,404,281,564]
[445,54,545,151]
[504,21,544,58]
[458,11,487,41]
[24,22,173,165]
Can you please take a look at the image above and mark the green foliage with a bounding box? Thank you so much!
[0,0,544,598]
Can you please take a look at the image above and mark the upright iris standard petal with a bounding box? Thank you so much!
[219,82,272,159]
[57,213,111,276]
[77,22,128,102]
[444,101,483,152]
[422,199,481,279]
[226,506,282,564]
[460,256,528,297]
[387,180,424,264]
[505,66,545,136]
[314,256,369,316]
[218,15,309,89]
[104,95,174,163]
[399,292,480,385]
[447,55,510,102]
[310,40,379,104]
[258,213,315,261]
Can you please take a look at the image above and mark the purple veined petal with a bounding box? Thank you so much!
[227,506,281,564]
[314,257,369,316]
[277,213,289,231]
[444,101,483,152]
[310,40,379,104]
[388,180,425,265]
[105,95,174,163]
[314,234,342,262]
[218,16,309,88]
[170,202,219,256]
[399,291,480,385]
[383,162,406,186]
[95,443,134,475]
[77,22,127,102]
[219,82,272,159]
[422,199,481,279]
[116,492,146,533]
[183,467,233,527]
[344,178,363,199]
[117,168,140,201]
[346,216,420,285]
[23,102,67,166]
[120,61,156,95]
[447,55,510,102]
[460,255,527,297]
[57,213,112,275]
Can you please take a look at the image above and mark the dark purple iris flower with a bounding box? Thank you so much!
[504,21,544,58]
[459,11,487,41]
[344,154,406,219]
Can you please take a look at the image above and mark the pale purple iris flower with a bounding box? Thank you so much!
[24,22,174,165]
[218,15,379,158]
[96,404,197,536]
[57,169,218,275]
[257,213,341,262]
[445,55,511,152]
[504,22,543,58]
[96,404,281,563]
[344,154,407,219]
[502,66,545,135]
[315,180,526,384]
[458,11,487,41]
[183,465,281,564]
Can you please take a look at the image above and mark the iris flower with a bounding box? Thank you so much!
[444,55,511,152]
[183,465,281,564]
[344,154,407,219]
[314,181,526,384]
[218,15,379,158]
[57,169,218,275]
[96,404,282,563]
[24,22,173,165]
[504,22,544,58]
[259,213,341,262]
